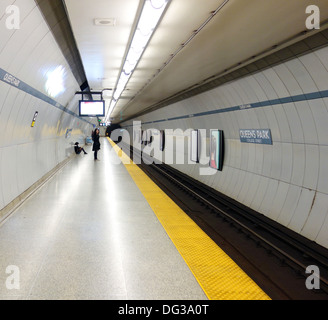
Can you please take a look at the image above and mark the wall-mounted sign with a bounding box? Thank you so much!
[65,128,72,139]
[210,130,224,171]
[159,130,165,151]
[31,111,38,127]
[239,129,272,145]
[190,129,200,163]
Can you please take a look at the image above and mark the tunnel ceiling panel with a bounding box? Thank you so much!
[63,0,328,123]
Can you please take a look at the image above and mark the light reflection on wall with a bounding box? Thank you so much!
[45,65,66,98]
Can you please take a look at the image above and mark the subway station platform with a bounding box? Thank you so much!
[0,138,270,300]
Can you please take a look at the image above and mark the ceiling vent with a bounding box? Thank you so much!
[94,18,116,26]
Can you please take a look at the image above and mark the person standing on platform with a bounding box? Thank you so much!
[92,128,101,160]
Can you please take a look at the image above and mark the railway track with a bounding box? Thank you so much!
[119,141,328,300]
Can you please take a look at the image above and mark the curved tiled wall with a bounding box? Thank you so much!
[0,0,93,212]
[122,46,328,249]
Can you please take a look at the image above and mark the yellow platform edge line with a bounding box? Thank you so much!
[108,138,271,300]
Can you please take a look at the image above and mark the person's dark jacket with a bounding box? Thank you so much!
[74,145,81,154]
[92,133,100,151]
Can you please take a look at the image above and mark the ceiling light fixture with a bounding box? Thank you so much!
[129,0,230,107]
[106,0,170,121]
[94,18,116,26]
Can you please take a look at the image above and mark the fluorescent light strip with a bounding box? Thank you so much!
[106,0,169,121]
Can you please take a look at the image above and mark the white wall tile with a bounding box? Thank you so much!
[233,169,246,200]
[316,216,328,248]
[246,142,256,172]
[276,185,302,225]
[317,146,328,194]
[291,143,306,187]
[310,99,328,145]
[263,107,281,142]
[232,80,253,105]
[273,63,303,96]
[262,68,289,98]
[261,144,273,177]
[270,142,282,180]
[250,175,269,211]
[253,72,279,100]
[314,47,328,75]
[1,145,19,205]
[303,144,319,190]
[285,58,317,94]
[301,192,328,241]
[280,143,293,182]
[272,105,292,143]
[237,171,252,204]
[254,143,264,175]
[16,143,32,194]
[299,52,326,92]
[243,173,261,208]
[283,103,304,144]
[0,148,4,210]
[296,101,318,145]
[288,188,315,233]
[226,167,240,199]
[268,181,289,221]
[259,179,279,217]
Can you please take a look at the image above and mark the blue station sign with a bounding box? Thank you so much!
[239,129,273,145]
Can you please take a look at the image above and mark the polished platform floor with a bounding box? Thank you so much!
[0,138,207,300]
